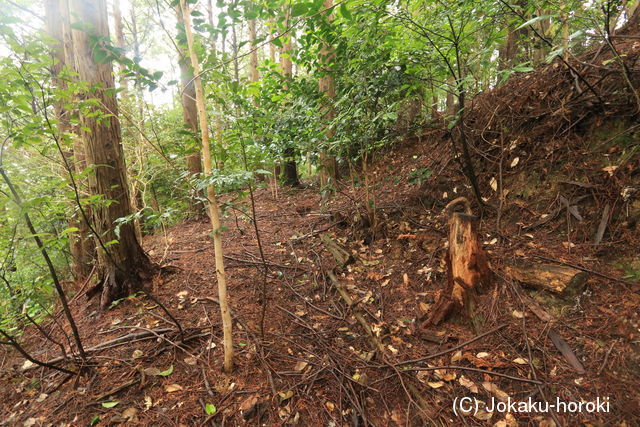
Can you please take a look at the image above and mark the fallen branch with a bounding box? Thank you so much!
[223,254,297,270]
[396,324,508,366]
[292,221,342,242]
[326,270,384,353]
[404,365,543,385]
[0,328,76,375]
[533,254,638,290]
[22,328,173,371]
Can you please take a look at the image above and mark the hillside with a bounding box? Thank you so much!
[2,51,640,426]
[1,3,640,426]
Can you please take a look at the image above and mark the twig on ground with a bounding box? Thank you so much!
[396,324,507,366]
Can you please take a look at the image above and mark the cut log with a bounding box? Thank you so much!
[425,198,492,327]
[504,260,587,296]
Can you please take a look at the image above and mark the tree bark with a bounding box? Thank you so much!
[425,198,491,328]
[68,0,155,309]
[113,0,128,94]
[45,0,94,281]
[318,0,338,187]
[498,24,517,70]
[175,5,204,216]
[279,6,299,186]
[180,0,234,373]
[248,18,259,84]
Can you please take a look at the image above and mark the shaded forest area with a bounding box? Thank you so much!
[0,0,639,425]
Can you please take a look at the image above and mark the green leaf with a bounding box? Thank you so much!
[89,415,100,426]
[291,3,309,17]
[516,14,556,30]
[61,227,79,235]
[339,3,352,20]
[101,401,119,408]
[159,365,174,376]
[205,403,217,415]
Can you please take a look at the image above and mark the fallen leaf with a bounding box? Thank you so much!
[474,407,493,421]
[427,381,445,389]
[122,407,138,422]
[482,382,509,402]
[512,310,525,319]
[494,412,517,426]
[35,393,48,403]
[451,351,463,363]
[21,360,34,370]
[101,401,119,408]
[510,157,520,168]
[278,390,294,402]
[476,352,490,358]
[239,396,258,412]
[132,350,143,359]
[458,375,478,393]
[143,367,161,376]
[390,408,407,424]
[434,369,456,382]
[490,177,498,192]
[164,384,183,393]
[144,396,153,411]
[418,302,431,314]
[184,357,197,365]
[159,365,173,377]
[294,361,308,371]
[513,358,528,365]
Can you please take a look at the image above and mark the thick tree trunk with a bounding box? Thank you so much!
[68,0,154,309]
[175,5,204,216]
[282,154,299,187]
[498,25,517,70]
[113,0,128,93]
[180,0,234,373]
[45,0,94,281]
[318,0,338,187]
[425,198,491,328]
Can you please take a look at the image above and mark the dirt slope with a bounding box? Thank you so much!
[1,27,640,427]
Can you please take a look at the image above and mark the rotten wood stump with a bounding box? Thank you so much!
[425,198,492,327]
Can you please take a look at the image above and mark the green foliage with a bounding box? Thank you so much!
[407,168,433,186]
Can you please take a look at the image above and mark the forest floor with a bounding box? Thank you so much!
[1,127,639,426]
[2,30,640,425]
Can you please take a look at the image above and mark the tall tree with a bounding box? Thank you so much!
[67,0,155,309]
[180,0,234,373]
[248,16,259,84]
[174,5,204,216]
[44,0,94,281]
[113,0,128,93]
[317,0,338,187]
[279,6,299,186]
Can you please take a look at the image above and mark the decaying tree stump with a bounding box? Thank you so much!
[425,197,492,327]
